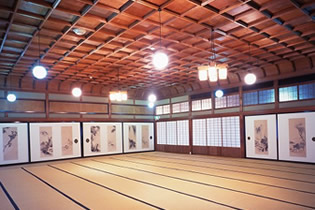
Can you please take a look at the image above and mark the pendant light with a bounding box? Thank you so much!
[7,93,17,102]
[153,8,168,70]
[32,30,47,79]
[244,44,256,85]
[198,28,228,81]
[109,68,128,101]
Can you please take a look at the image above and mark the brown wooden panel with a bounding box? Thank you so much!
[221,147,243,158]
[112,104,152,115]
[0,99,45,112]
[156,145,190,154]
[192,146,221,156]
[49,102,108,113]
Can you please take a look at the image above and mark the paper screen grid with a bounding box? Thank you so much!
[243,91,258,105]
[259,89,275,104]
[222,116,240,148]
[192,119,207,146]
[156,106,163,115]
[192,100,202,111]
[157,122,167,144]
[279,86,298,102]
[215,96,227,108]
[201,98,212,110]
[299,83,315,100]
[163,104,170,114]
[227,94,240,107]
[166,121,177,145]
[180,102,189,112]
[177,120,189,145]
[207,118,222,146]
[172,103,180,113]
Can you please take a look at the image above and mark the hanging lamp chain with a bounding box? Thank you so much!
[211,28,216,63]
[38,30,41,65]
[159,8,162,49]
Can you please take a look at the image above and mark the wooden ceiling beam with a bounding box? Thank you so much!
[10,0,61,76]
[244,0,315,48]
[0,0,22,54]
[289,0,315,22]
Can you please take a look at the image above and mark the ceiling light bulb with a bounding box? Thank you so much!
[7,93,16,102]
[215,89,224,98]
[148,94,157,102]
[148,102,155,108]
[244,73,256,85]
[73,28,86,36]
[32,65,47,79]
[72,87,82,97]
[153,51,168,70]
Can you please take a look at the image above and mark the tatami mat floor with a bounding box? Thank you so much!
[1,152,315,210]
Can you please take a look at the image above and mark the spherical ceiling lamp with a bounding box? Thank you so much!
[32,65,47,79]
[215,89,224,98]
[148,102,155,108]
[7,93,16,102]
[153,51,168,70]
[244,73,256,85]
[72,87,82,97]
[148,94,157,103]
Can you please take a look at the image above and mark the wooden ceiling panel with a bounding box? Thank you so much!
[0,0,314,97]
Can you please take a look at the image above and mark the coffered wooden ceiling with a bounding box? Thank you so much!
[0,0,314,97]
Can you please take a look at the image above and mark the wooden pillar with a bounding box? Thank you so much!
[274,80,279,110]
[188,95,193,154]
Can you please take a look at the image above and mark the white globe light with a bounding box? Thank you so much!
[153,51,168,70]
[148,94,157,102]
[215,89,224,98]
[32,65,47,79]
[148,102,155,108]
[72,87,82,97]
[7,94,16,102]
[244,73,256,85]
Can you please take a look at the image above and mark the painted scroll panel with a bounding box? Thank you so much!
[254,120,268,155]
[129,125,137,150]
[3,127,18,160]
[107,125,116,152]
[40,127,53,157]
[142,125,149,149]
[61,126,73,156]
[289,118,306,157]
[91,126,101,152]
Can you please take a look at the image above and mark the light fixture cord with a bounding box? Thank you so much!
[38,30,41,65]
[118,68,120,90]
[211,28,216,63]
[159,8,162,49]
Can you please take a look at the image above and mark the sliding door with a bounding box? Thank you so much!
[245,114,277,160]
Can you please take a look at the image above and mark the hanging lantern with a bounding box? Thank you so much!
[198,65,208,81]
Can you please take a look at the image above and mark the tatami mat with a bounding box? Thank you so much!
[1,152,315,210]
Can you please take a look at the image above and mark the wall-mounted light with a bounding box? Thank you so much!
[215,89,224,98]
[72,87,82,97]
[7,93,16,102]
[148,94,157,103]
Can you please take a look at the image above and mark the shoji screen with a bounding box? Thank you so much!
[193,116,240,148]
[222,116,241,148]
[193,119,206,146]
[156,120,189,146]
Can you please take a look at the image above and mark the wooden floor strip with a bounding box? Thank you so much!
[24,165,160,210]
[136,153,315,176]
[151,152,315,170]
[128,155,315,184]
[70,160,315,209]
[0,182,18,210]
[89,158,315,209]
[107,157,315,195]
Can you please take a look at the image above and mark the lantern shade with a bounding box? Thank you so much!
[72,88,82,97]
[218,64,228,80]
[7,93,16,102]
[153,51,168,70]
[208,65,218,82]
[198,66,208,81]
